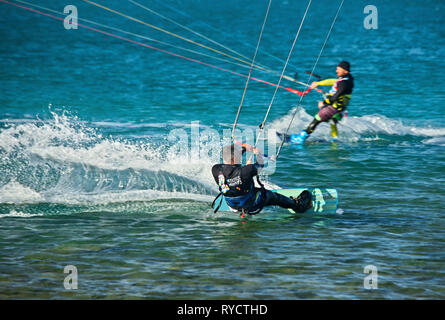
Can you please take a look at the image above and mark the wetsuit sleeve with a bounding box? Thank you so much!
[211,164,222,183]
[316,79,337,86]
[325,79,349,105]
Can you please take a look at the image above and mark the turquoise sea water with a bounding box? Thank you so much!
[0,0,444,299]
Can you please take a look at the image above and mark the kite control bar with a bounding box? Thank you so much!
[233,140,275,162]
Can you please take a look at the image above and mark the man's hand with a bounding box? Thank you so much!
[238,142,259,154]
[246,147,263,165]
[310,81,319,89]
[318,101,325,109]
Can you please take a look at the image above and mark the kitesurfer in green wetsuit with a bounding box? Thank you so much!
[290,61,354,144]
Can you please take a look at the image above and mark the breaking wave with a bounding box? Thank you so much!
[0,111,220,206]
[268,107,445,144]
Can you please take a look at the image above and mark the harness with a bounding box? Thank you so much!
[211,175,266,217]
[327,77,352,111]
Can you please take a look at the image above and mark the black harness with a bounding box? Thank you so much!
[211,175,266,216]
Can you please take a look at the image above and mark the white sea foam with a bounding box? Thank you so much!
[268,106,445,144]
[422,136,445,146]
[1,109,442,206]
[50,189,215,205]
[0,211,43,218]
[0,180,44,204]
[0,111,220,205]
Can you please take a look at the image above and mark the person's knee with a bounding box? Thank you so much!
[332,113,342,123]
[263,189,277,206]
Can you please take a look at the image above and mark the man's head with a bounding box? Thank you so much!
[336,61,350,77]
[222,144,243,165]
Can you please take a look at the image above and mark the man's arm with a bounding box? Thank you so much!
[242,144,265,173]
[311,79,337,88]
[211,164,222,184]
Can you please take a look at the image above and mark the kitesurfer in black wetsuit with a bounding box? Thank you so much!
[290,61,354,143]
[211,144,312,216]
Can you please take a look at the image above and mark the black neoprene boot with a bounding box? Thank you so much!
[291,190,313,213]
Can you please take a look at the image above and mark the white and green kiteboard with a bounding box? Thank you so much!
[217,188,338,214]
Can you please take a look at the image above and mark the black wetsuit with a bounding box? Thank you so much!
[211,163,298,214]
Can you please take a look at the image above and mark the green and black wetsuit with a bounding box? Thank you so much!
[307,74,354,133]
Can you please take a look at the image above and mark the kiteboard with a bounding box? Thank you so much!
[276,131,337,144]
[217,188,338,214]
